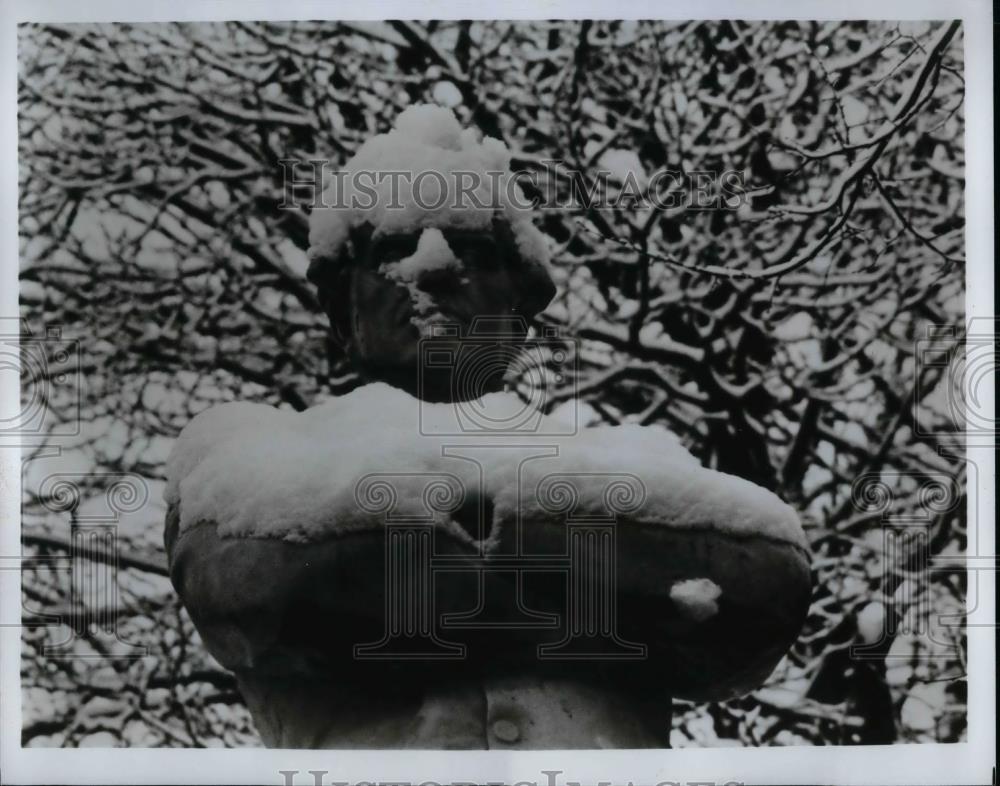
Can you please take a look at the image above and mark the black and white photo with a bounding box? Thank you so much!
[1,3,994,784]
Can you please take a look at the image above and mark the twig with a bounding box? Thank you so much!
[22,533,169,577]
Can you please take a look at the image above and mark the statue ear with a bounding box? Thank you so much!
[329,267,355,351]
[516,259,557,319]
[307,224,377,351]
[307,257,353,351]
[491,216,557,319]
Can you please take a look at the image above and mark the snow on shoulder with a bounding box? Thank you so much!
[164,383,807,551]
[308,104,549,270]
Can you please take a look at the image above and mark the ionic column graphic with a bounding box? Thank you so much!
[849,471,961,661]
[536,473,647,659]
[37,473,148,659]
[437,444,561,631]
[353,473,465,659]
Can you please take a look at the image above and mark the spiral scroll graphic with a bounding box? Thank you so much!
[354,475,399,515]
[537,476,580,515]
[38,476,82,513]
[422,475,465,515]
[106,476,149,514]
[851,474,893,514]
[603,476,646,515]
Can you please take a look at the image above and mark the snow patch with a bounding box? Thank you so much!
[598,149,648,189]
[378,227,464,329]
[432,80,463,108]
[856,600,887,644]
[670,578,723,622]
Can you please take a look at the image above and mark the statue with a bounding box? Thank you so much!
[164,105,811,749]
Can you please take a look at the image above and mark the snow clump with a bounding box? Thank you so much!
[308,104,550,272]
[670,578,723,622]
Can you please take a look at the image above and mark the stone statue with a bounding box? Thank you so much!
[164,105,811,749]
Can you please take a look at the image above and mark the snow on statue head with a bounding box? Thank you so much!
[307,105,556,402]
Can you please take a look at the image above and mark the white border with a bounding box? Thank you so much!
[0,1,993,784]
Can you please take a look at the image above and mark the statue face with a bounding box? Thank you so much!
[348,227,536,400]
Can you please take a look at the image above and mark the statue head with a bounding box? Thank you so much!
[306,106,555,402]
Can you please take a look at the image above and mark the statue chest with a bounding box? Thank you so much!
[236,673,671,749]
